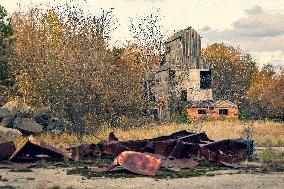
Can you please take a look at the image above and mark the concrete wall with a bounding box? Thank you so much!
[164,27,202,70]
[151,69,213,103]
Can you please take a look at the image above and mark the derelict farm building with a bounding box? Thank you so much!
[147,27,238,120]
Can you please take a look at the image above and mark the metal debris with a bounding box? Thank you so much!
[9,136,71,161]
[93,151,161,176]
[98,130,250,162]
[0,141,16,160]
[0,130,252,177]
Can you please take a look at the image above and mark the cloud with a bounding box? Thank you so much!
[244,5,264,15]
[201,5,284,67]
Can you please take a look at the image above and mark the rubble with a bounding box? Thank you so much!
[0,130,253,177]
[9,136,71,161]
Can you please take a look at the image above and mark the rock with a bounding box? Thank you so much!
[0,108,12,119]
[0,100,32,119]
[34,108,51,128]
[1,100,31,113]
[13,118,43,135]
[1,118,13,128]
[0,126,22,142]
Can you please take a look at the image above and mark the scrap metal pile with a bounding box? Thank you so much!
[0,130,252,176]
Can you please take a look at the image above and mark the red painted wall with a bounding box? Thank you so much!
[187,107,238,120]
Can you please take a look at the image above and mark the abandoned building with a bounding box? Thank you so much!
[147,27,238,120]
[187,100,238,119]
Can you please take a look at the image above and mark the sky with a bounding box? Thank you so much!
[1,0,284,68]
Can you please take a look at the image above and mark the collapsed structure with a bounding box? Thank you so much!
[147,27,238,120]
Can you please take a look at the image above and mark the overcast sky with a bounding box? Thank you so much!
[1,0,284,67]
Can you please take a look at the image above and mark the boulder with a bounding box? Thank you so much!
[34,108,52,129]
[0,100,32,119]
[1,100,31,113]
[1,118,13,128]
[0,108,12,119]
[13,118,43,135]
[0,126,22,142]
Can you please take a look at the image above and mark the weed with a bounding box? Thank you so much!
[258,149,284,163]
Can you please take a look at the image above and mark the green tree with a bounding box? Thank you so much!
[0,5,14,104]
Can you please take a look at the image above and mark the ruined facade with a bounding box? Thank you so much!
[162,27,202,70]
[148,27,237,119]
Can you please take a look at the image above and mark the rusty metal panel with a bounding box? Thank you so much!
[9,136,71,161]
[117,151,161,176]
[0,141,16,160]
[92,151,161,176]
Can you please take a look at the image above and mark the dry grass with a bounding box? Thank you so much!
[36,120,284,147]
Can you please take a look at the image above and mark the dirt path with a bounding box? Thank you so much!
[0,168,283,189]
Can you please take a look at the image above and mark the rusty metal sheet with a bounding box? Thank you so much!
[9,136,71,161]
[98,140,148,157]
[117,151,161,176]
[68,144,100,160]
[98,131,209,158]
[93,151,161,176]
[198,139,248,162]
[0,141,16,161]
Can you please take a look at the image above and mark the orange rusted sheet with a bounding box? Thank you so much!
[93,151,161,176]
[116,151,161,176]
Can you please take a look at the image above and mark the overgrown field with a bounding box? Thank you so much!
[32,120,284,148]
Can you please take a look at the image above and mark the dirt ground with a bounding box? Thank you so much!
[0,168,283,189]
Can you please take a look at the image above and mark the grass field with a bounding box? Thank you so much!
[36,120,284,147]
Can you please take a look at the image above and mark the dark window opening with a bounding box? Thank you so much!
[198,109,207,114]
[200,70,211,89]
[219,109,228,115]
[149,91,156,102]
[160,55,166,67]
[169,69,176,79]
[180,90,187,101]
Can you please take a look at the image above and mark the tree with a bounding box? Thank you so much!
[0,5,14,104]
[246,67,284,119]
[202,43,257,107]
[12,3,155,133]
[12,5,116,135]
[129,9,165,102]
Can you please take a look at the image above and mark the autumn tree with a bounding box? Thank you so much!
[11,2,156,133]
[247,66,284,119]
[12,5,117,135]
[202,43,257,108]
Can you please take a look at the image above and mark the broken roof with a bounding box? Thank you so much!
[165,26,199,43]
